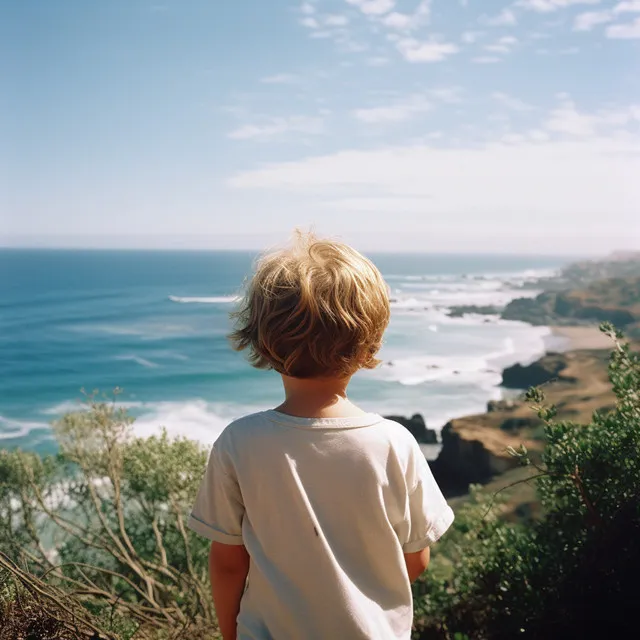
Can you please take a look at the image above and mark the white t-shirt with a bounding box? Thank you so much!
[188,410,454,640]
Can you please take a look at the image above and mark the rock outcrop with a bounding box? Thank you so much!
[501,352,573,389]
[431,349,614,497]
[502,277,640,333]
[384,413,438,444]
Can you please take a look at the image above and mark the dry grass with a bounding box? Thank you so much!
[0,553,111,640]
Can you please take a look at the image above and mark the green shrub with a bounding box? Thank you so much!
[0,392,218,639]
[412,323,640,639]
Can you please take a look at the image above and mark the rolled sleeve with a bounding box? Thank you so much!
[188,442,245,545]
[401,445,454,553]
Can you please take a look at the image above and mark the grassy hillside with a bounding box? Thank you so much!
[503,277,640,336]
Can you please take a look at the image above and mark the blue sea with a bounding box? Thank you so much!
[0,250,571,455]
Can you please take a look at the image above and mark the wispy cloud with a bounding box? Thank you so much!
[518,0,601,12]
[227,126,640,230]
[352,94,431,123]
[485,35,519,53]
[481,9,517,26]
[545,95,640,136]
[461,30,484,43]
[299,1,316,15]
[492,91,535,111]
[228,115,325,141]
[366,55,391,66]
[606,16,640,37]
[573,10,612,31]
[300,16,319,28]
[614,1,640,13]
[472,55,501,64]
[379,1,432,31]
[396,38,459,62]
[430,87,464,103]
[324,14,350,26]
[346,0,396,16]
[260,73,298,84]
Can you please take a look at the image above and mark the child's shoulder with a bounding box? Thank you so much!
[217,410,272,441]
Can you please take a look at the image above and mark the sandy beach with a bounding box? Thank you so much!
[550,326,614,351]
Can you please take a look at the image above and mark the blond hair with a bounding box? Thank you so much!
[229,232,390,378]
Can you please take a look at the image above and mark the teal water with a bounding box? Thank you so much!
[0,249,570,454]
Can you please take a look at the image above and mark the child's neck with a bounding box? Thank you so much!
[275,374,368,419]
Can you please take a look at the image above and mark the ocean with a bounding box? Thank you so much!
[0,249,570,456]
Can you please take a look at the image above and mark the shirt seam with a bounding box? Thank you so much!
[263,412,384,430]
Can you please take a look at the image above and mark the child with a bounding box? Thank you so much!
[188,233,454,640]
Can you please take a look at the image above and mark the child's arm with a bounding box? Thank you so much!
[209,542,250,640]
[404,547,430,582]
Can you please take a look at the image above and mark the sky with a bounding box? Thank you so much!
[1,0,639,254]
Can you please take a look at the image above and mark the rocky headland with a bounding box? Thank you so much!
[424,253,640,514]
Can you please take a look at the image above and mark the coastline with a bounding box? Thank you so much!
[548,325,614,351]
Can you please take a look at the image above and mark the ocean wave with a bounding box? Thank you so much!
[390,286,539,312]
[114,355,160,368]
[168,295,240,304]
[0,415,48,440]
[130,400,261,445]
[372,327,550,388]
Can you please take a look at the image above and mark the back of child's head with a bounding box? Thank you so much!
[229,231,390,379]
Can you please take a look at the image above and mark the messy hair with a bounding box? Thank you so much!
[229,232,391,378]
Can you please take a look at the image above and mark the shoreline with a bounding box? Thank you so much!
[548,325,614,351]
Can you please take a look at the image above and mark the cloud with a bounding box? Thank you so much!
[606,16,640,37]
[299,2,316,15]
[518,0,601,12]
[260,73,298,84]
[379,1,431,31]
[300,16,319,28]
[366,55,391,66]
[324,14,350,26]
[485,35,519,53]
[492,91,534,111]
[461,30,484,43]
[227,136,640,228]
[482,9,517,26]
[545,97,640,136]
[573,10,612,30]
[614,1,640,13]
[430,87,464,103]
[472,55,501,63]
[546,102,596,136]
[346,0,396,16]
[352,95,431,123]
[228,116,325,140]
[396,38,459,62]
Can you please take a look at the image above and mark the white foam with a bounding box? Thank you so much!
[40,400,84,416]
[0,415,48,440]
[39,399,258,448]
[168,295,240,304]
[372,325,550,388]
[65,322,198,339]
[130,399,257,446]
[114,354,160,368]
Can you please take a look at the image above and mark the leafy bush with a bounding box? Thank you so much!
[0,392,219,639]
[412,323,640,639]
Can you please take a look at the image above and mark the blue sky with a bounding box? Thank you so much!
[1,0,639,253]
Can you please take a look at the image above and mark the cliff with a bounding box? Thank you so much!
[431,348,614,497]
[503,277,640,337]
[385,413,438,444]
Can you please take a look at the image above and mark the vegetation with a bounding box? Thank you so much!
[412,323,639,639]
[503,277,640,337]
[1,323,638,639]
[0,392,218,639]
[519,254,640,292]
